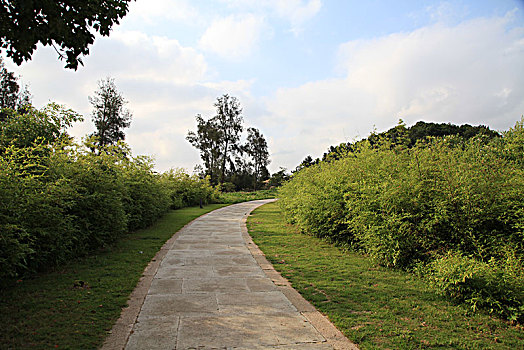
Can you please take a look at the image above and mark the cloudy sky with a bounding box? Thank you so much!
[4,0,524,173]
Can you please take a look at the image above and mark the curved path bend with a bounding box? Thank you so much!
[103,199,357,350]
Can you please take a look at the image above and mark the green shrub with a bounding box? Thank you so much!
[280,131,524,268]
[424,251,524,322]
[279,159,356,244]
[121,156,170,231]
[278,120,524,322]
[0,106,219,281]
[160,168,217,209]
[217,181,236,193]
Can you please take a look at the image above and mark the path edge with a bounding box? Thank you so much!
[242,200,359,350]
[100,206,225,350]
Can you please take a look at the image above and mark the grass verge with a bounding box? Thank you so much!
[0,204,227,350]
[247,202,524,349]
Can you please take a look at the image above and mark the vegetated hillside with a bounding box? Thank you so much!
[280,118,524,323]
[295,120,500,170]
[0,105,218,283]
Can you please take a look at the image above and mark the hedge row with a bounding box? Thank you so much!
[279,119,524,322]
[0,106,217,281]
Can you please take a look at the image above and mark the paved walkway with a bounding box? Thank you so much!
[104,200,357,350]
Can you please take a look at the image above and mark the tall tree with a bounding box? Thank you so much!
[214,94,243,184]
[244,127,270,190]
[89,77,132,149]
[1,1,134,69]
[186,114,222,184]
[187,95,271,190]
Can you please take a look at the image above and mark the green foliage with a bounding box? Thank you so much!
[187,94,244,185]
[279,120,524,322]
[216,181,236,193]
[249,202,524,349]
[245,127,270,190]
[321,120,500,162]
[0,57,31,112]
[160,168,218,209]
[187,95,270,190]
[0,204,227,349]
[500,116,524,169]
[267,167,291,187]
[1,1,134,69]
[423,251,524,322]
[122,156,170,230]
[0,104,82,151]
[89,77,132,149]
[0,106,224,282]
[279,158,356,243]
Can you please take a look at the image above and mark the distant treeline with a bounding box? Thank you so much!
[295,120,500,171]
[280,119,524,323]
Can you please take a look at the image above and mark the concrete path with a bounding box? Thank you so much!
[104,200,357,350]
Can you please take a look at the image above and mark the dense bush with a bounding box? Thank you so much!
[160,168,217,209]
[423,251,524,322]
[279,159,356,244]
[0,106,219,281]
[279,119,524,321]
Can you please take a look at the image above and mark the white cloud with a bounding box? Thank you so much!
[270,0,322,35]
[105,30,208,84]
[221,0,322,35]
[4,28,231,172]
[124,0,201,24]
[199,14,266,60]
[5,5,523,176]
[263,14,524,171]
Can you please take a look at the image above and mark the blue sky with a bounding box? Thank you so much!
[4,0,524,173]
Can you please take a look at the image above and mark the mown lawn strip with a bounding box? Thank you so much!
[247,202,524,349]
[0,204,227,350]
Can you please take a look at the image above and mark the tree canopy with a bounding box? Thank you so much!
[186,114,222,183]
[187,94,270,190]
[214,94,244,183]
[0,57,31,117]
[245,127,270,190]
[0,1,134,69]
[89,77,132,149]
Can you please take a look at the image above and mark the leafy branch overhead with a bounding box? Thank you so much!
[0,1,135,69]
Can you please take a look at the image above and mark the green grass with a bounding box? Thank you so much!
[216,188,277,204]
[247,202,524,349]
[0,204,227,350]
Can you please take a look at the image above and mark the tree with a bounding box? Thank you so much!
[268,167,290,187]
[89,77,132,149]
[1,103,82,157]
[187,95,272,190]
[0,57,31,116]
[0,1,134,70]
[214,94,243,184]
[186,114,222,184]
[187,95,244,185]
[244,127,270,190]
